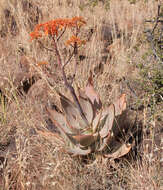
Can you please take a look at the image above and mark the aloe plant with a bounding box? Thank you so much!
[45,73,131,159]
[29,17,131,159]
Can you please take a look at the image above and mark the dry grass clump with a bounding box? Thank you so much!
[0,0,162,189]
[127,158,161,189]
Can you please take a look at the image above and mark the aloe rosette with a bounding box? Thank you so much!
[45,74,131,158]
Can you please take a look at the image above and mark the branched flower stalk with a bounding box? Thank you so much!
[30,17,88,124]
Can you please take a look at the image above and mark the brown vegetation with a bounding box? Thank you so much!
[0,0,162,189]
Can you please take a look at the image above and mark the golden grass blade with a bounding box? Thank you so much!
[36,130,65,145]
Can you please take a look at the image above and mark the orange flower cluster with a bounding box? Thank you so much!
[66,35,86,46]
[30,17,86,41]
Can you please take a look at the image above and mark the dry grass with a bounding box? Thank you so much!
[0,0,162,189]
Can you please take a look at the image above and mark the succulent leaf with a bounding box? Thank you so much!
[71,133,98,147]
[92,110,102,133]
[79,92,94,125]
[98,133,111,151]
[59,92,87,129]
[85,72,102,110]
[114,94,126,116]
[105,142,131,159]
[99,104,115,138]
[47,109,79,145]
[47,107,74,134]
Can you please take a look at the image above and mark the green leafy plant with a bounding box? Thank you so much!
[30,17,131,158]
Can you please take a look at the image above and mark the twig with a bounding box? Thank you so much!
[145,4,163,64]
[72,42,79,81]
[57,27,66,41]
[151,5,161,34]
[64,50,74,68]
[145,19,163,23]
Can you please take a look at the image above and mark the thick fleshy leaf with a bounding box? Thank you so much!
[105,143,131,159]
[47,107,74,134]
[92,110,102,133]
[114,94,126,116]
[85,72,102,110]
[59,93,87,129]
[99,104,115,138]
[67,146,91,156]
[79,91,94,124]
[98,133,111,151]
[72,133,98,147]
[46,110,78,145]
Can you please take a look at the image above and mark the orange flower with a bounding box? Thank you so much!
[29,17,86,40]
[66,35,86,46]
[36,61,48,66]
[30,30,42,41]
[71,17,86,27]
